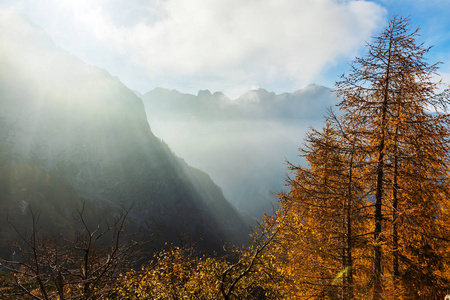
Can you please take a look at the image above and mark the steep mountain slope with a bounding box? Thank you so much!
[142,85,339,217]
[0,14,250,252]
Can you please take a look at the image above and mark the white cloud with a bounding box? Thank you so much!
[1,0,386,96]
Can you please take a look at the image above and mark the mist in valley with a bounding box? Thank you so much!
[142,86,339,218]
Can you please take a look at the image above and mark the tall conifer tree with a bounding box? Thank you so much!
[272,15,450,300]
[336,16,450,299]
[272,117,368,299]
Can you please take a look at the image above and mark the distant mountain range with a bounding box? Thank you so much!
[0,14,251,254]
[145,85,336,121]
[142,84,339,217]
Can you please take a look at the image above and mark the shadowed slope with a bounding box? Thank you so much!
[0,14,251,252]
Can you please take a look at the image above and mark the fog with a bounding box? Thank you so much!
[1,13,340,219]
[0,14,252,250]
[142,86,339,217]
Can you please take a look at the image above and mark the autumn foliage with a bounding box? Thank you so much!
[269,16,450,300]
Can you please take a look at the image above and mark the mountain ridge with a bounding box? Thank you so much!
[146,83,330,98]
[0,14,251,252]
[143,84,335,123]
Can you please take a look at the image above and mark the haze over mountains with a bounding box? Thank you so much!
[0,13,340,257]
[142,85,339,217]
[0,14,251,252]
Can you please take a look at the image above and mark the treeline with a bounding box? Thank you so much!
[2,16,450,299]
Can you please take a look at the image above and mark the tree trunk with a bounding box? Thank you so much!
[392,126,399,299]
[373,33,393,300]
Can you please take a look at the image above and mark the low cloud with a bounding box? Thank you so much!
[1,0,386,96]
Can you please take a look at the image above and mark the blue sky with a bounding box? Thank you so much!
[1,0,449,98]
[367,1,450,78]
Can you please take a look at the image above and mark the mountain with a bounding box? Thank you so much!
[0,14,251,253]
[142,85,339,217]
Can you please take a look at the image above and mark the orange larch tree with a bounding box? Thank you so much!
[336,15,450,299]
[271,15,450,300]
[271,116,369,299]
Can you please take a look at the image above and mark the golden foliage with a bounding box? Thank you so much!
[269,16,450,300]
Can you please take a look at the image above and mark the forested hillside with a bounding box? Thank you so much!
[0,14,251,256]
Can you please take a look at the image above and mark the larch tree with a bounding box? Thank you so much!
[336,16,450,299]
[271,15,450,300]
[271,116,369,299]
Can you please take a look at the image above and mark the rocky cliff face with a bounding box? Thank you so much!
[0,14,250,252]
